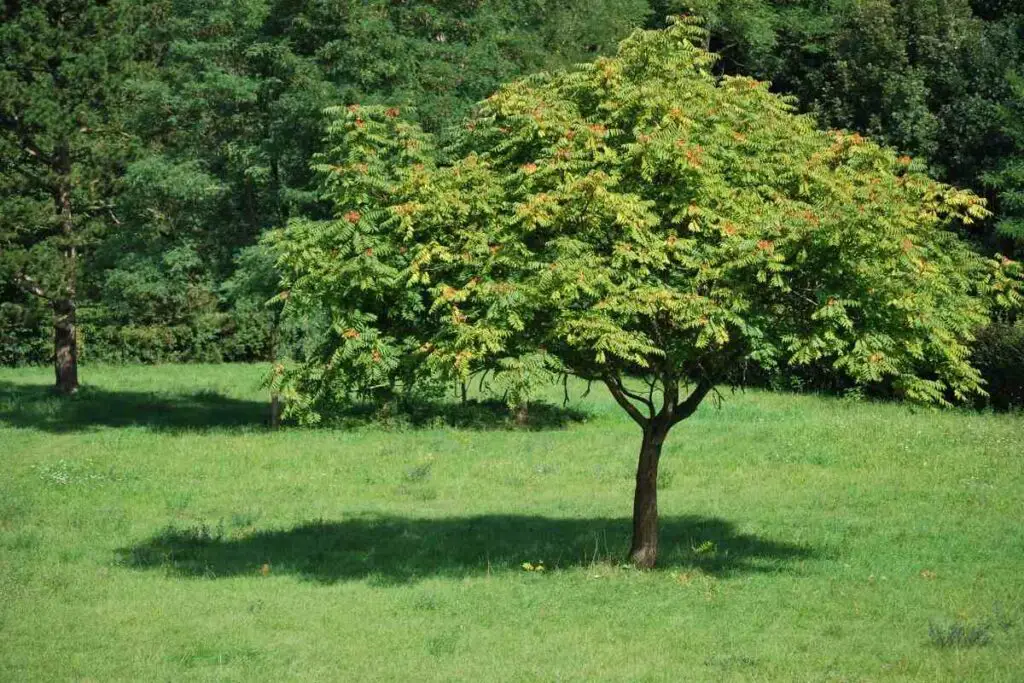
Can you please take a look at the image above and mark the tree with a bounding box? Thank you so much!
[665,0,1024,256]
[0,0,155,390]
[983,72,1024,244]
[282,20,1023,566]
[37,0,651,366]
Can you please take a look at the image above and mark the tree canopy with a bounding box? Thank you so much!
[666,0,1024,250]
[268,18,1022,565]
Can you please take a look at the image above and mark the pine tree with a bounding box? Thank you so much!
[0,0,155,391]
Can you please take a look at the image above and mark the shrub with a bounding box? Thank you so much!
[972,321,1024,410]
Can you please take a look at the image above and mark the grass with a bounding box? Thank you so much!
[0,363,1022,681]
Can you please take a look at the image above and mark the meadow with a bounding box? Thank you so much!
[0,364,1022,681]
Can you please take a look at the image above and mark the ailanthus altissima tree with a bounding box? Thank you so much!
[269,18,1023,567]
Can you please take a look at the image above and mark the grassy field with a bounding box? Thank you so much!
[1,364,1022,681]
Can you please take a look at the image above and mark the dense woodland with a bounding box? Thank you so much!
[2,0,1023,405]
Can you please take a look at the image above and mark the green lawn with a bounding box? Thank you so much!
[1,364,1022,681]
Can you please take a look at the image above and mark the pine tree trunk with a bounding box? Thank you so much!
[53,297,78,394]
[53,176,78,395]
[629,428,665,568]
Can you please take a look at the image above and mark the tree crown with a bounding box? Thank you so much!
[269,18,1022,424]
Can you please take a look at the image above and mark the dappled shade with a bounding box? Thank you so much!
[0,381,588,433]
[0,382,268,433]
[118,514,816,584]
[319,399,590,431]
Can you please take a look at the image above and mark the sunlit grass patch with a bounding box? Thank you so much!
[0,363,1022,681]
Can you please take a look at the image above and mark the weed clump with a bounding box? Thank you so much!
[928,621,992,648]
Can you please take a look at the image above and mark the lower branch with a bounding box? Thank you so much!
[13,273,50,300]
[604,374,651,428]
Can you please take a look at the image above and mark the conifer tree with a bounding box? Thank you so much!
[0,0,154,391]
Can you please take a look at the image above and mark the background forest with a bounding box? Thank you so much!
[2,0,1022,405]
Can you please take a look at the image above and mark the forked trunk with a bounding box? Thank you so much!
[53,297,78,394]
[629,428,664,568]
[607,374,711,569]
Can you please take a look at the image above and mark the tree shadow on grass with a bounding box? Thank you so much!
[0,382,269,433]
[0,382,588,433]
[325,399,590,431]
[117,514,816,584]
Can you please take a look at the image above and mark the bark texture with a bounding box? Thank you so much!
[53,297,78,394]
[629,429,665,568]
[54,173,79,394]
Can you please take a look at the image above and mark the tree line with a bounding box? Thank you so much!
[1,0,1022,404]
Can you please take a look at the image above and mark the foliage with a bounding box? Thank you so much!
[271,19,1021,426]
[0,285,49,366]
[0,0,148,292]
[670,0,1024,252]
[6,0,1024,371]
[983,72,1024,243]
[83,243,223,363]
[128,0,652,293]
[218,245,283,362]
[2,0,652,367]
[0,0,163,387]
[971,321,1024,410]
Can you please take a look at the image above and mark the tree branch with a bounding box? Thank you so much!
[604,373,650,428]
[0,115,56,168]
[615,378,656,414]
[13,272,51,301]
[671,377,714,425]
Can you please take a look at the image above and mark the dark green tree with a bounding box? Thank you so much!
[983,72,1024,244]
[0,0,156,390]
[85,0,652,364]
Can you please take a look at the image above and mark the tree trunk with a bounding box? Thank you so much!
[515,401,529,426]
[54,169,78,395]
[53,297,78,394]
[268,308,283,428]
[269,393,281,429]
[629,428,665,568]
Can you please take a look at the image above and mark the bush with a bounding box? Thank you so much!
[0,296,50,366]
[78,317,226,364]
[972,322,1024,410]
